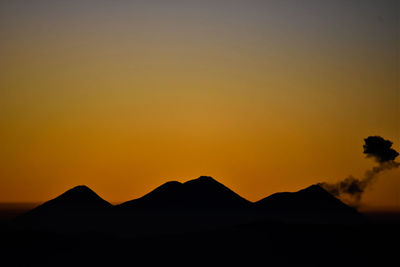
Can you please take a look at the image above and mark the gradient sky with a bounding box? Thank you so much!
[0,0,398,210]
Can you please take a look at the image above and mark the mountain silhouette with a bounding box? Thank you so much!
[113,176,254,235]
[27,185,111,212]
[117,176,251,211]
[13,178,365,233]
[15,185,112,231]
[4,180,389,267]
[254,184,363,223]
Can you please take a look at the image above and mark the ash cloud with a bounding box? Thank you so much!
[319,136,399,206]
[363,136,399,163]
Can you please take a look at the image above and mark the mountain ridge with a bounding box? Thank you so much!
[117,176,251,211]
[14,177,365,232]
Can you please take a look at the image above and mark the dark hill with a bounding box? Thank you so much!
[117,176,251,211]
[113,176,253,235]
[33,185,111,211]
[254,184,364,223]
[15,185,112,231]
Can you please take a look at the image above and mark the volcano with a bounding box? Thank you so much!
[16,185,112,231]
[113,176,253,234]
[27,185,111,212]
[117,176,251,211]
[254,184,364,223]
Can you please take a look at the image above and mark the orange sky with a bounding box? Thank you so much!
[0,1,399,210]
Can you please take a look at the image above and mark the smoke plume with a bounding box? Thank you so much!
[319,136,399,206]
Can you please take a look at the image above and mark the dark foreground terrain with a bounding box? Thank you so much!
[2,220,399,267]
[1,177,399,266]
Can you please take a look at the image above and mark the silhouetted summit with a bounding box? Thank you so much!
[118,176,250,211]
[254,184,363,223]
[30,185,112,212]
[15,185,112,231]
[256,184,355,212]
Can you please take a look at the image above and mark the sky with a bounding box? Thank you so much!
[0,0,399,210]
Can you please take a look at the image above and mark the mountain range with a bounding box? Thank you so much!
[15,176,364,233]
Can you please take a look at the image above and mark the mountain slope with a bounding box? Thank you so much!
[31,185,112,212]
[254,184,363,223]
[113,176,253,235]
[16,185,112,231]
[117,176,251,211]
